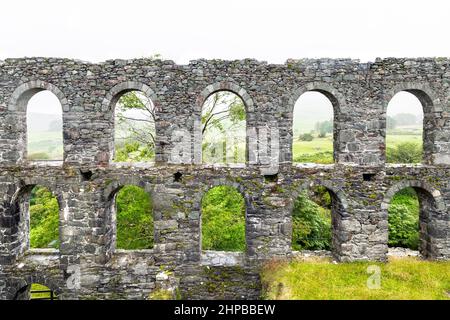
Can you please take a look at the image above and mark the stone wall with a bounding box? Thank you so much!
[0,57,449,299]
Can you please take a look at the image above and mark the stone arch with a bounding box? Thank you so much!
[381,82,439,113]
[287,82,345,164]
[8,80,68,162]
[381,180,447,259]
[101,81,160,163]
[103,177,155,256]
[289,179,352,260]
[10,274,62,300]
[382,82,441,164]
[8,80,69,112]
[196,81,255,113]
[197,81,253,165]
[102,81,160,113]
[6,182,64,257]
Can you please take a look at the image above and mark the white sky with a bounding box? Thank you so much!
[3,0,446,115]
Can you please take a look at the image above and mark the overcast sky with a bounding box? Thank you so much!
[2,0,445,115]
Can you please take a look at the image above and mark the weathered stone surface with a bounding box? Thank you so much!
[0,57,448,300]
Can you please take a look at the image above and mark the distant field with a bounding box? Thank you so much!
[28,131,63,160]
[293,134,422,163]
[27,130,422,163]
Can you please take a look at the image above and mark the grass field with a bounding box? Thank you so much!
[27,131,63,160]
[262,257,450,300]
[293,133,422,163]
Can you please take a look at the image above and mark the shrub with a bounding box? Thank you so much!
[386,142,422,163]
[388,188,419,249]
[201,186,245,251]
[116,185,153,249]
[292,191,331,250]
[29,186,59,248]
[298,133,314,141]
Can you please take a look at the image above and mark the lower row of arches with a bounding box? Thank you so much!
[9,181,444,259]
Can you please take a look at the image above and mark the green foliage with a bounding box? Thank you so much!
[118,91,146,110]
[261,257,450,300]
[292,191,331,250]
[201,186,246,251]
[29,186,59,249]
[386,142,422,163]
[115,141,154,162]
[116,185,153,250]
[298,133,314,141]
[201,91,246,134]
[114,91,155,162]
[388,188,419,249]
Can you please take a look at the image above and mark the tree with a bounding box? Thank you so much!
[201,91,246,135]
[114,91,156,161]
[314,120,333,138]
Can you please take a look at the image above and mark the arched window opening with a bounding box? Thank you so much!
[201,185,246,252]
[29,185,60,249]
[292,186,333,251]
[14,283,57,300]
[293,92,334,164]
[26,91,63,161]
[114,185,153,250]
[386,92,424,164]
[114,91,156,163]
[201,91,246,164]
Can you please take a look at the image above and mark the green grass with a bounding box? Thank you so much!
[30,283,54,300]
[261,257,450,300]
[386,134,422,147]
[292,134,422,164]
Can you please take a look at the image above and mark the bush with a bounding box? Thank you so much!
[30,186,59,248]
[201,186,246,251]
[116,185,153,249]
[292,191,331,250]
[298,133,314,141]
[388,188,419,249]
[386,142,422,163]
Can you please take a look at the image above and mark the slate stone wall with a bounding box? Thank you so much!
[0,57,449,299]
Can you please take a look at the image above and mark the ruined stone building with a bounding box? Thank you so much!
[0,57,449,299]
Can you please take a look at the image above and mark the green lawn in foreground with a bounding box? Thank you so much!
[261,257,450,300]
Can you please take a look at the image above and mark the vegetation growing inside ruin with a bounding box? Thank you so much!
[27,92,423,251]
[261,257,450,300]
[292,188,332,250]
[29,186,59,249]
[201,186,246,251]
[115,185,154,249]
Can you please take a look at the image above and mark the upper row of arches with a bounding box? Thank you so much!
[10,80,439,165]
